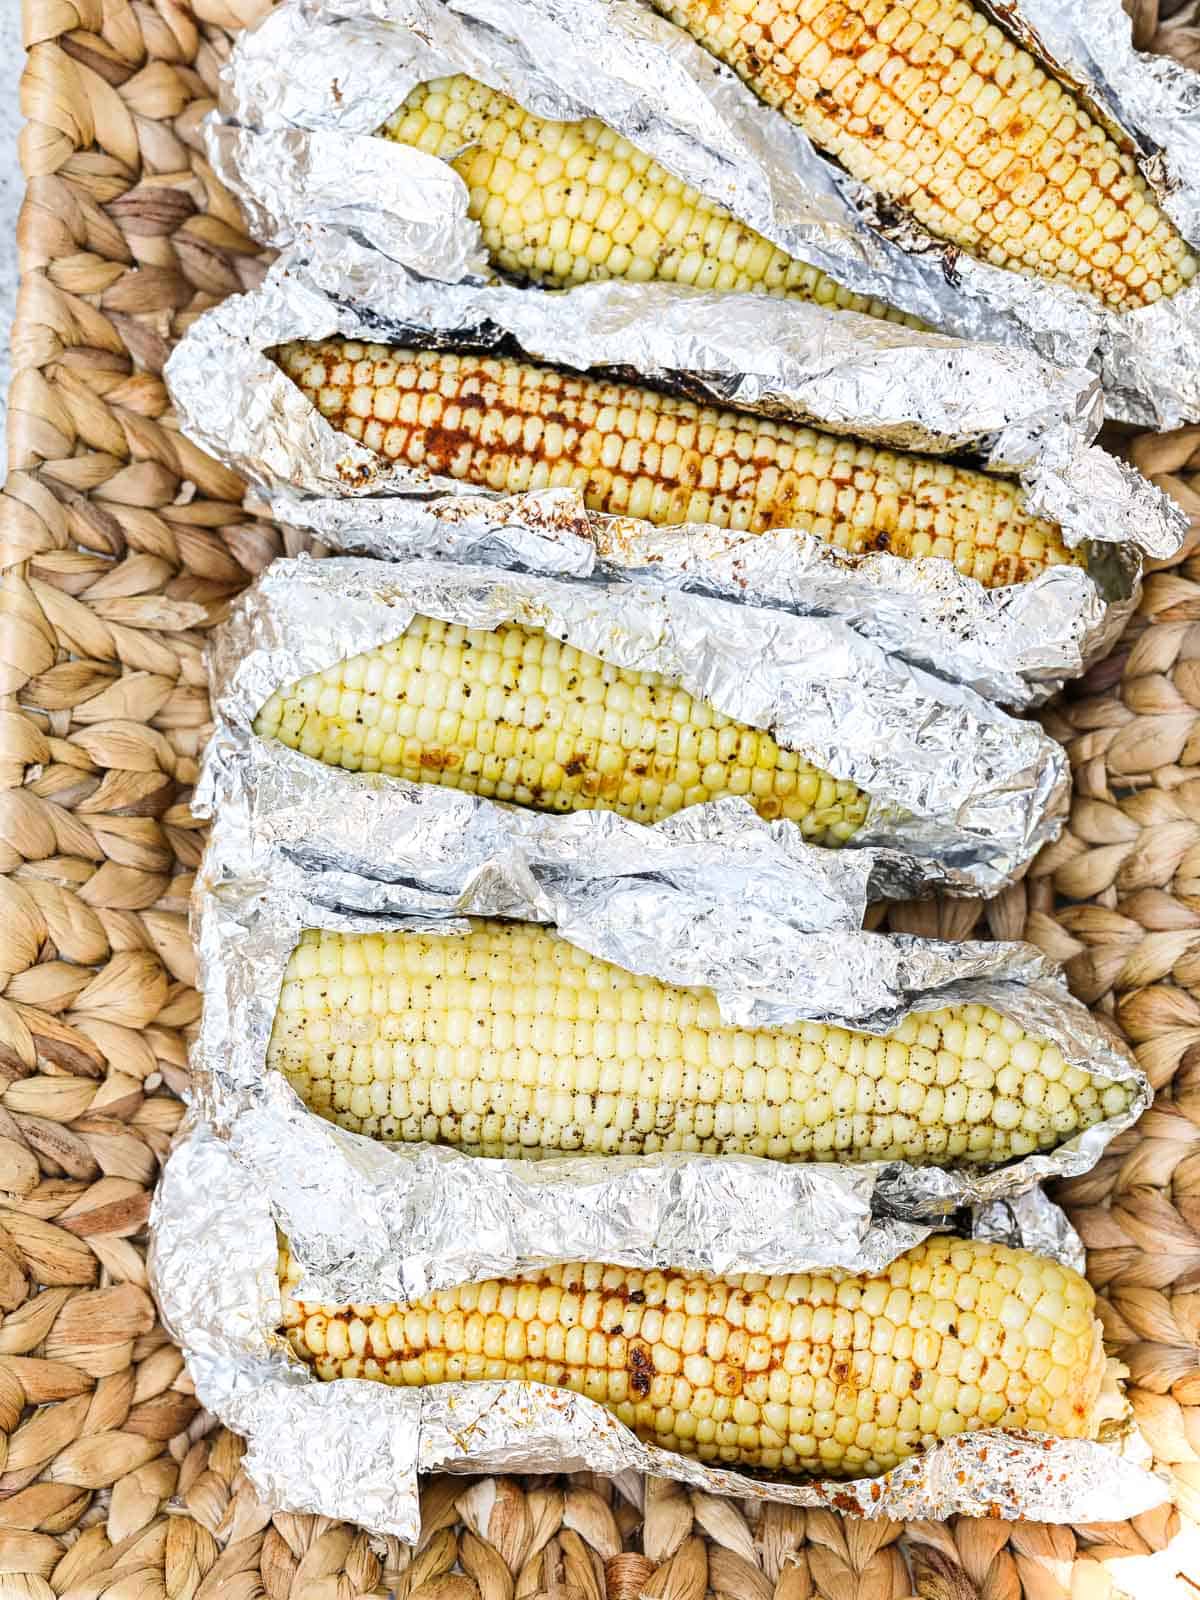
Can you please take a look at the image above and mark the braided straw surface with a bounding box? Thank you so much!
[4,0,1200,1593]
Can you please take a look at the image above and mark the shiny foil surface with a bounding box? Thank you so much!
[189,756,1146,1292]
[206,0,1200,427]
[163,227,1185,708]
[200,552,1069,897]
[150,1125,1168,1536]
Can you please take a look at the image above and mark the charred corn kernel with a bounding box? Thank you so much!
[273,340,1079,587]
[269,921,1133,1162]
[651,0,1197,310]
[252,613,869,839]
[383,73,915,323]
[279,1236,1110,1476]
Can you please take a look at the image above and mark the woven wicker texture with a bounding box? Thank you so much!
[3,0,1200,1595]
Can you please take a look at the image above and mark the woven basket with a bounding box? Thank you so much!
[5,1,1200,1595]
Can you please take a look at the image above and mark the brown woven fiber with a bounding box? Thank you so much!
[4,0,1200,1593]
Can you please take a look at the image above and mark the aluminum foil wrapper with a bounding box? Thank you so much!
[199,552,1069,897]
[206,0,1200,428]
[150,1124,1168,1534]
[189,753,1146,1289]
[164,226,1184,708]
[974,1188,1087,1277]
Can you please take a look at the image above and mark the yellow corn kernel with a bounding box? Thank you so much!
[383,73,917,322]
[273,339,1081,588]
[280,1236,1109,1477]
[650,0,1197,309]
[270,921,1134,1162]
[252,613,869,839]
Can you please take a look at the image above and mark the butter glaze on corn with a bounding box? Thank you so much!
[252,614,869,839]
[651,0,1197,310]
[273,340,1079,588]
[269,921,1133,1164]
[383,73,914,322]
[280,1237,1108,1477]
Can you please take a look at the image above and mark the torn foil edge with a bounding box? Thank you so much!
[209,0,1200,426]
[163,228,1184,708]
[189,766,1147,1297]
[149,1123,1168,1536]
[199,551,1070,898]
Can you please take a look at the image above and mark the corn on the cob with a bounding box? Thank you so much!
[270,921,1133,1164]
[273,340,1079,587]
[650,0,1197,310]
[280,1236,1111,1476]
[253,613,869,838]
[383,73,914,323]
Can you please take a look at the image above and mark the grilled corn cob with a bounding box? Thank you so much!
[253,613,869,838]
[650,0,1197,310]
[383,73,913,322]
[280,1237,1113,1476]
[273,340,1079,587]
[270,921,1133,1164]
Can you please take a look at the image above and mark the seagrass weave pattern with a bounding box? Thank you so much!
[2,0,1200,1593]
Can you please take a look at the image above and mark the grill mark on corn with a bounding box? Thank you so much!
[252,613,872,837]
[266,921,1134,1162]
[652,0,1197,309]
[279,1238,1107,1478]
[382,73,918,323]
[629,1340,655,1397]
[273,339,1081,589]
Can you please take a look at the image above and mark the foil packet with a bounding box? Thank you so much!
[190,756,1146,1293]
[164,224,1186,709]
[150,1123,1168,1534]
[198,552,1069,898]
[205,0,1200,428]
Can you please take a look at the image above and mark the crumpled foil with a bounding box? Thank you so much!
[189,750,1146,1294]
[206,0,1200,428]
[974,1188,1087,1277]
[150,1124,1168,1535]
[199,552,1069,897]
[165,222,1186,708]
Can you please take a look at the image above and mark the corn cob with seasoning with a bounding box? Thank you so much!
[649,0,1197,311]
[253,613,869,838]
[280,1236,1121,1477]
[273,339,1081,588]
[383,73,914,322]
[269,922,1133,1165]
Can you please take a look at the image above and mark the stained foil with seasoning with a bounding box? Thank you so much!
[205,0,1200,427]
[163,227,1185,709]
[199,551,1070,897]
[149,1125,1168,1535]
